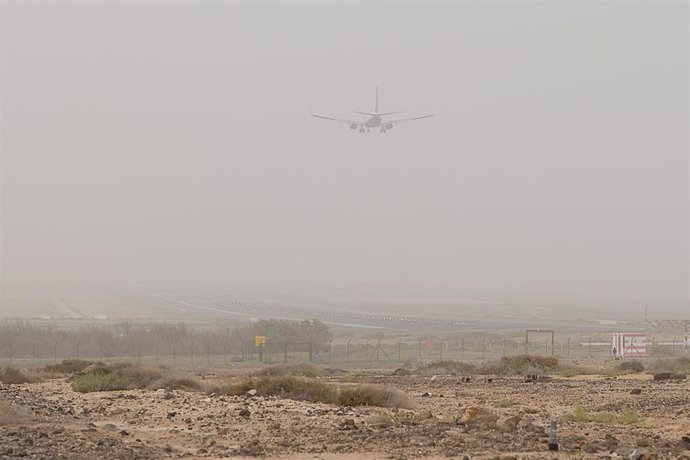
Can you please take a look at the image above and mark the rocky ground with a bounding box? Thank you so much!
[1,371,689,459]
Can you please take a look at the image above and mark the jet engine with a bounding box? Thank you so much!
[349,123,358,130]
[384,123,393,130]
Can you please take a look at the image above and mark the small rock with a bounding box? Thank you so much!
[238,408,251,418]
[247,389,257,396]
[120,430,129,436]
[630,388,642,395]
[420,392,432,397]
[340,418,357,430]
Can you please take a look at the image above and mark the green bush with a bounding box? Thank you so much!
[567,404,641,425]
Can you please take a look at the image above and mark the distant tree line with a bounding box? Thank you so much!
[0,318,331,362]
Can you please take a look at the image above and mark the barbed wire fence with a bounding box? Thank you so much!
[1,322,687,368]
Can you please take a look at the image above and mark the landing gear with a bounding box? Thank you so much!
[380,128,386,133]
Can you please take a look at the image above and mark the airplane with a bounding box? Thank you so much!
[311,86,433,133]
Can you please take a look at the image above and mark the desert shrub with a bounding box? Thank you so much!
[647,357,690,374]
[615,360,644,373]
[416,360,476,376]
[478,355,559,375]
[70,363,201,393]
[213,376,336,403]
[212,377,411,408]
[567,404,641,425]
[45,359,96,374]
[154,377,204,391]
[0,367,39,384]
[255,363,324,378]
[492,399,515,408]
[336,385,411,408]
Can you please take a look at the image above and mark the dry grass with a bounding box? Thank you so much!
[0,367,40,384]
[70,363,203,393]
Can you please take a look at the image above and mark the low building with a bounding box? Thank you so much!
[611,332,646,358]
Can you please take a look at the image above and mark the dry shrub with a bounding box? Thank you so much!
[615,360,645,373]
[416,360,476,376]
[255,363,324,378]
[70,363,202,393]
[45,359,96,374]
[337,385,411,409]
[212,376,410,408]
[647,357,690,374]
[479,355,559,375]
[0,367,39,384]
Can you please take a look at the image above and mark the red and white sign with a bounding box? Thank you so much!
[611,333,646,358]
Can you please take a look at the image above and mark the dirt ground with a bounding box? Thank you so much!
[1,370,689,459]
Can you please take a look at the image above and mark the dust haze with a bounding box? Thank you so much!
[1,1,689,311]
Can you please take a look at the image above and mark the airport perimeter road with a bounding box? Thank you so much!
[124,286,612,333]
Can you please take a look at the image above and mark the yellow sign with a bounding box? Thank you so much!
[255,335,266,346]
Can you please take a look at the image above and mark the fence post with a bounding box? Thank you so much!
[346,339,351,361]
[545,338,549,356]
[191,341,195,365]
[567,337,570,357]
[673,337,677,356]
[502,338,506,357]
[8,341,12,365]
[376,339,381,361]
[32,342,36,366]
[308,340,313,363]
[418,338,422,361]
[76,342,79,360]
[54,341,57,364]
[588,337,592,357]
[398,339,402,362]
[365,339,370,361]
[461,337,465,361]
[440,339,444,361]
[284,343,288,363]
[173,340,176,364]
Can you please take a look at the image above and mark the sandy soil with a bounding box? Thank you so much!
[1,371,689,459]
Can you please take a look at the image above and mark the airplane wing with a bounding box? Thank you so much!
[311,110,365,127]
[385,114,434,125]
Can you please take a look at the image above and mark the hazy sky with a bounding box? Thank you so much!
[2,1,688,301]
